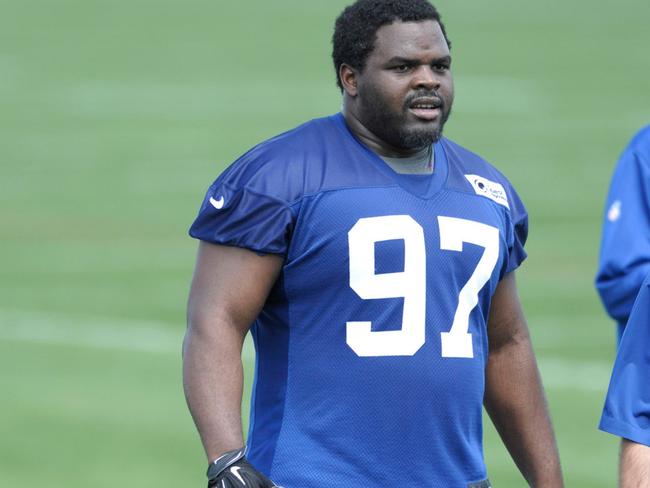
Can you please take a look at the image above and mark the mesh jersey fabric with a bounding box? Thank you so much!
[190,113,528,487]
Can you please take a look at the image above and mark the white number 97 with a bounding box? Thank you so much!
[346,215,499,358]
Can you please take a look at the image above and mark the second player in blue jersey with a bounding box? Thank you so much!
[596,125,650,340]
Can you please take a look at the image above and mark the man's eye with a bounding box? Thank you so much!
[433,64,449,72]
[392,65,410,73]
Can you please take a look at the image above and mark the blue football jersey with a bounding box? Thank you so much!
[595,125,650,340]
[600,273,650,447]
[190,113,528,487]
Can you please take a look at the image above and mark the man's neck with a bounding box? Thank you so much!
[381,145,434,174]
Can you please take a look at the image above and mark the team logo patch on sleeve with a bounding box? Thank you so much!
[607,200,621,222]
[464,174,510,209]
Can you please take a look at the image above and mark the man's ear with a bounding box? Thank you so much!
[339,64,359,97]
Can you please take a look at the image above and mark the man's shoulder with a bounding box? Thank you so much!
[610,124,650,176]
[631,124,650,144]
[246,114,342,163]
[627,124,650,154]
[214,114,344,205]
[442,137,510,177]
[441,137,522,210]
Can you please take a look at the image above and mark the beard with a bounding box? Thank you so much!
[358,86,453,151]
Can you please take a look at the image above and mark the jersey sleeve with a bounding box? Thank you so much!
[503,184,529,275]
[595,127,650,328]
[188,155,297,255]
[599,276,650,446]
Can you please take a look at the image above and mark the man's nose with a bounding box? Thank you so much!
[412,66,440,90]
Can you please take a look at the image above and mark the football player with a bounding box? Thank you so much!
[184,1,563,486]
[596,125,650,341]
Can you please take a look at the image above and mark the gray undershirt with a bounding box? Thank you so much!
[379,145,434,175]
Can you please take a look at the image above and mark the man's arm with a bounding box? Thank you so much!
[620,439,650,487]
[484,272,563,487]
[183,241,284,461]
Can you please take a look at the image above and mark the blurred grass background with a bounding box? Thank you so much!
[1,0,649,486]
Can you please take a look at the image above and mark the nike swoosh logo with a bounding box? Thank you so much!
[209,196,225,209]
[230,466,246,485]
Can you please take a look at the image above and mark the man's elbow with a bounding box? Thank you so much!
[595,277,635,323]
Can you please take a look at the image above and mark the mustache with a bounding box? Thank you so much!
[403,90,444,110]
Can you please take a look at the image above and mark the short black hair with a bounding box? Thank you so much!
[332,0,451,91]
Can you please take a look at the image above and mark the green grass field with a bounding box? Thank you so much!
[2,0,649,486]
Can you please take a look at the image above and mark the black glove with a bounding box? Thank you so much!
[207,448,282,488]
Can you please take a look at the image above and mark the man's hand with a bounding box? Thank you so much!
[207,448,281,488]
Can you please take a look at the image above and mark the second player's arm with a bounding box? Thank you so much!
[620,439,650,487]
[183,242,284,462]
[484,272,563,487]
